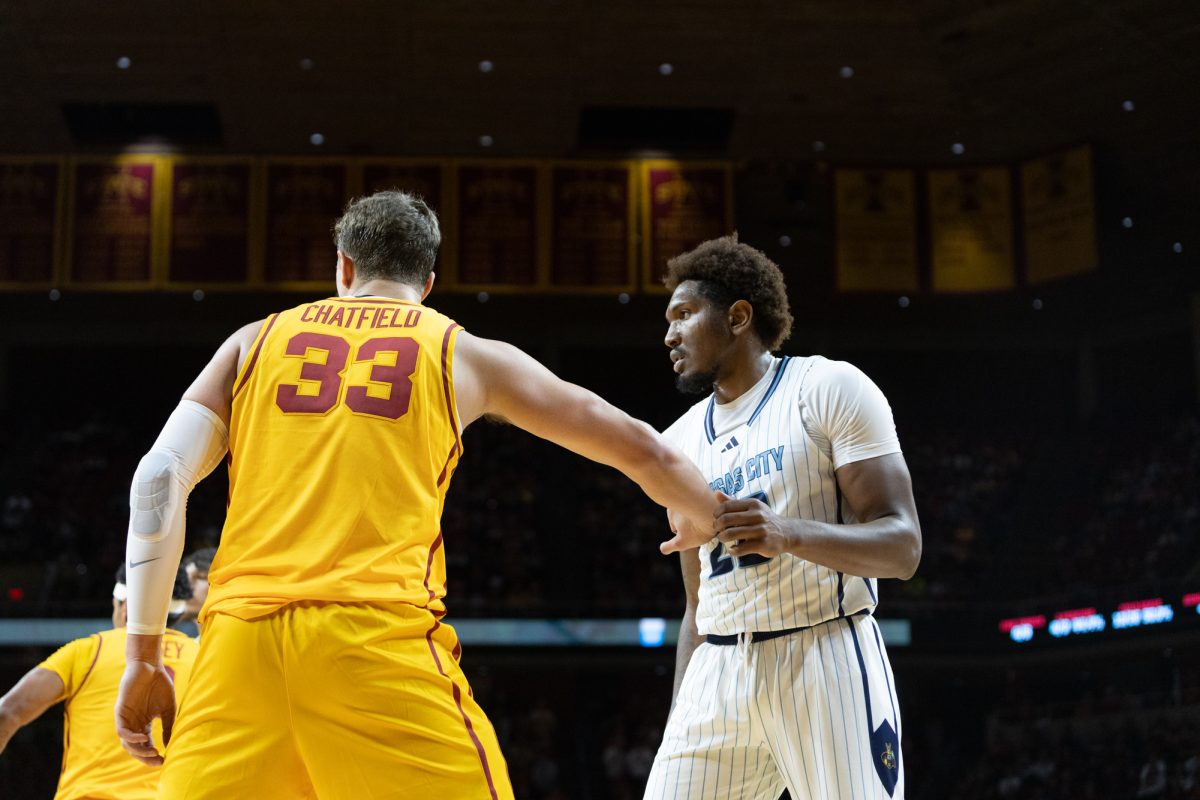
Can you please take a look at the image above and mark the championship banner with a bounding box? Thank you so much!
[168,160,252,284]
[68,158,158,284]
[455,164,538,287]
[835,169,919,292]
[550,164,635,290]
[1021,145,1098,284]
[264,161,348,283]
[642,163,733,291]
[0,159,61,284]
[362,161,449,278]
[928,167,1016,292]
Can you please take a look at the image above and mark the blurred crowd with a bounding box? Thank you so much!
[3,409,1200,617]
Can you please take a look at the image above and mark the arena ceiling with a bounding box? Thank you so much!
[1,0,1196,168]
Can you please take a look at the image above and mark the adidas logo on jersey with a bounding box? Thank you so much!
[720,436,739,453]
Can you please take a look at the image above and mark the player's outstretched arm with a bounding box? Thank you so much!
[454,332,718,543]
[0,668,65,755]
[116,321,260,764]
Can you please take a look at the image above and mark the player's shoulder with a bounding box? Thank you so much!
[663,395,712,442]
[795,354,877,394]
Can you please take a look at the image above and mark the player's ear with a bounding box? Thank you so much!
[421,271,435,301]
[728,299,754,336]
[335,251,356,296]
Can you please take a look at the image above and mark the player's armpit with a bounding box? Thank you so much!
[180,319,266,426]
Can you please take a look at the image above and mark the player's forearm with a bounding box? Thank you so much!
[625,431,719,529]
[670,608,704,710]
[786,515,921,579]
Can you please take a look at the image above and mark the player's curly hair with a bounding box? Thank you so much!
[664,235,793,351]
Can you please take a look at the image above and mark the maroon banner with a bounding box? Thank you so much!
[550,166,632,288]
[362,163,445,273]
[0,162,59,282]
[169,162,251,283]
[265,163,347,282]
[644,164,731,288]
[456,165,538,286]
[70,160,155,283]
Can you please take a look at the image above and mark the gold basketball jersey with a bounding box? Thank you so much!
[202,296,463,623]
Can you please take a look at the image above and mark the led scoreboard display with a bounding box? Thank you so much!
[1001,594,1193,644]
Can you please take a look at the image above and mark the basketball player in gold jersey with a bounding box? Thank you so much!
[114,191,719,799]
[0,563,197,800]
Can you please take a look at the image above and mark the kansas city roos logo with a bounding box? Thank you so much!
[881,741,897,771]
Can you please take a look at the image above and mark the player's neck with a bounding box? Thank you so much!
[712,350,775,405]
[346,279,424,303]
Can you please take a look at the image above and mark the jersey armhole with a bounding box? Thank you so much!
[232,314,280,399]
[67,634,103,702]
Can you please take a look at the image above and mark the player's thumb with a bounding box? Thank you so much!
[659,535,681,555]
[162,705,176,747]
[714,490,732,505]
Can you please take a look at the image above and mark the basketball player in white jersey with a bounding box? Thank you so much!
[646,236,922,799]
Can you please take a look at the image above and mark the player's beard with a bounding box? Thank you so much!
[676,368,718,395]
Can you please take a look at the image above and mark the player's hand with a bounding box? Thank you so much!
[115,660,176,766]
[660,495,721,554]
[715,495,796,558]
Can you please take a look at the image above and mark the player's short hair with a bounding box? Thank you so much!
[115,563,193,619]
[333,190,441,287]
[182,547,217,578]
[664,235,794,351]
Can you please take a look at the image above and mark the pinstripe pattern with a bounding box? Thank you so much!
[650,356,906,799]
[645,616,904,799]
[662,356,898,636]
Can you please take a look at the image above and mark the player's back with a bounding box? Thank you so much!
[42,628,197,800]
[204,296,463,623]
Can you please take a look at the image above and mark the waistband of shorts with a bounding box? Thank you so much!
[704,609,869,646]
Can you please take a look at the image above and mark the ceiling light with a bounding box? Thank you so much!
[898,296,910,308]
[479,134,494,147]
[839,66,854,79]
[479,60,494,73]
[1173,242,1183,253]
[1122,217,1133,228]
[951,142,965,155]
[658,63,674,76]
[812,140,826,152]
[1032,298,1044,311]
[310,133,325,146]
[779,235,792,247]
[618,293,630,304]
[300,58,314,71]
[116,56,131,69]
[1122,100,1135,112]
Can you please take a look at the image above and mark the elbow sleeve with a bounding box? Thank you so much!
[125,401,227,635]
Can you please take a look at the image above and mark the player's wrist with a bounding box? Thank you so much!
[125,633,163,666]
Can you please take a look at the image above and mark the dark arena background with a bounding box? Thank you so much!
[2,2,1199,798]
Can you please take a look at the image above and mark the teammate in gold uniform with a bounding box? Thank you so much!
[0,564,197,800]
[114,191,720,799]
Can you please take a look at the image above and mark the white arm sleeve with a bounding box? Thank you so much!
[125,400,228,636]
[803,359,901,470]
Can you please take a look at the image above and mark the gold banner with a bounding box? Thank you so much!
[0,159,62,284]
[1021,145,1097,284]
[641,162,733,292]
[835,169,918,292]
[928,167,1015,292]
[550,163,635,290]
[67,157,163,286]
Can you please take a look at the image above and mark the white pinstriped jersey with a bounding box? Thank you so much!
[664,355,902,636]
